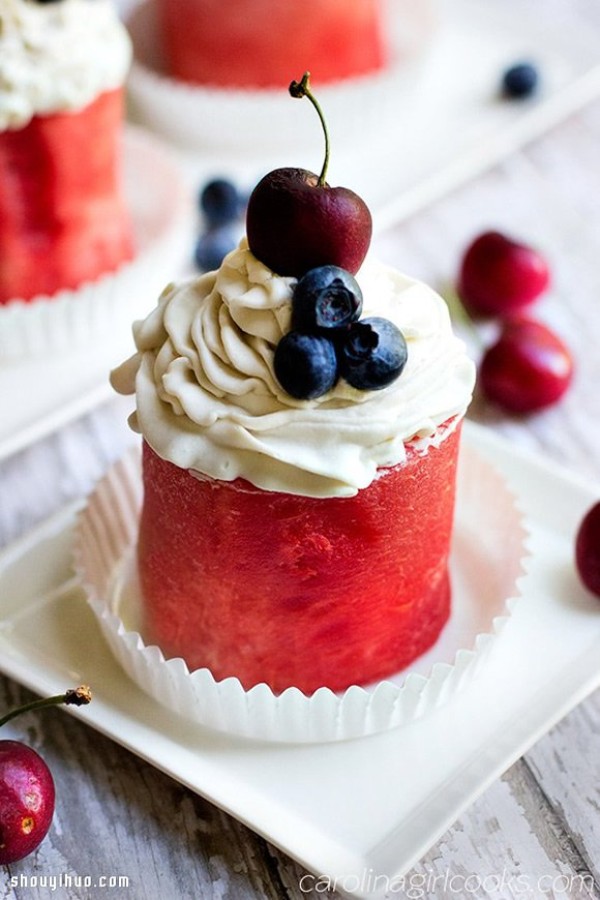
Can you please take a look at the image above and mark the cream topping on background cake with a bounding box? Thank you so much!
[0,0,131,130]
[111,240,475,497]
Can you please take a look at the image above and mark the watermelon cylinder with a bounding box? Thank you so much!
[155,0,385,87]
[137,420,462,695]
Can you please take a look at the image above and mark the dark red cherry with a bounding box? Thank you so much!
[479,317,573,413]
[0,686,91,864]
[0,742,55,864]
[246,73,372,277]
[576,502,600,598]
[458,231,550,317]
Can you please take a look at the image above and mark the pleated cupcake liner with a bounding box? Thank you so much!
[73,437,530,744]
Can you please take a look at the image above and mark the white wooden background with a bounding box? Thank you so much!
[2,4,600,900]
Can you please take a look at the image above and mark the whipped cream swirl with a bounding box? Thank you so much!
[0,0,131,130]
[111,241,475,497]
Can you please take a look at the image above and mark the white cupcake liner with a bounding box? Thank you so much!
[73,439,530,744]
[125,0,437,159]
[0,125,194,361]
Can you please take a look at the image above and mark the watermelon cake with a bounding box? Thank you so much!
[111,239,474,693]
[111,76,475,695]
[0,0,133,304]
[137,422,461,694]
[155,0,387,88]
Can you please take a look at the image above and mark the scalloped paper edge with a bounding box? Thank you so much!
[73,438,531,744]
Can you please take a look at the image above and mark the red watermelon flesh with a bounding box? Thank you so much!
[0,88,133,304]
[138,422,461,694]
[156,0,386,88]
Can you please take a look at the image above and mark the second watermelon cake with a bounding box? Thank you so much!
[0,0,133,304]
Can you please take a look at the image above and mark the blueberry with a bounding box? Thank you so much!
[194,227,237,272]
[274,332,338,400]
[338,317,407,391]
[292,265,363,332]
[501,62,539,99]
[200,178,242,227]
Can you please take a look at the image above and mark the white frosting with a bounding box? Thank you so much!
[0,0,132,130]
[111,240,476,498]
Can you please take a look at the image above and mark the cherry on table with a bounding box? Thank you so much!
[0,686,91,864]
[576,502,600,598]
[479,317,573,413]
[0,742,55,864]
[458,231,550,318]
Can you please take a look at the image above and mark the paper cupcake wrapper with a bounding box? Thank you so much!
[73,440,530,744]
[125,0,436,158]
[0,125,194,361]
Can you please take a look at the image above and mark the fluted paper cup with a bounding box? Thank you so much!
[73,438,529,743]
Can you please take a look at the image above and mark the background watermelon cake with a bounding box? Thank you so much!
[0,0,133,304]
[155,0,387,88]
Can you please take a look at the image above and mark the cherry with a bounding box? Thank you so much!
[0,686,91,864]
[458,231,550,317]
[246,72,372,278]
[576,502,600,598]
[0,742,55,865]
[479,317,573,413]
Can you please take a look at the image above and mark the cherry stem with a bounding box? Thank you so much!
[289,72,330,186]
[0,685,92,729]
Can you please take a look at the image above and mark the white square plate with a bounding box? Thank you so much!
[0,421,599,898]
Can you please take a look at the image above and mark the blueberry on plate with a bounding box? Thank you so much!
[200,178,242,228]
[501,62,539,99]
[274,332,338,400]
[338,317,407,391]
[292,265,363,333]
[194,227,237,272]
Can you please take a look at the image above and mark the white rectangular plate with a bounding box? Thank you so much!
[0,421,599,898]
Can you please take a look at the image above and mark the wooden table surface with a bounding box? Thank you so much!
[3,11,600,900]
